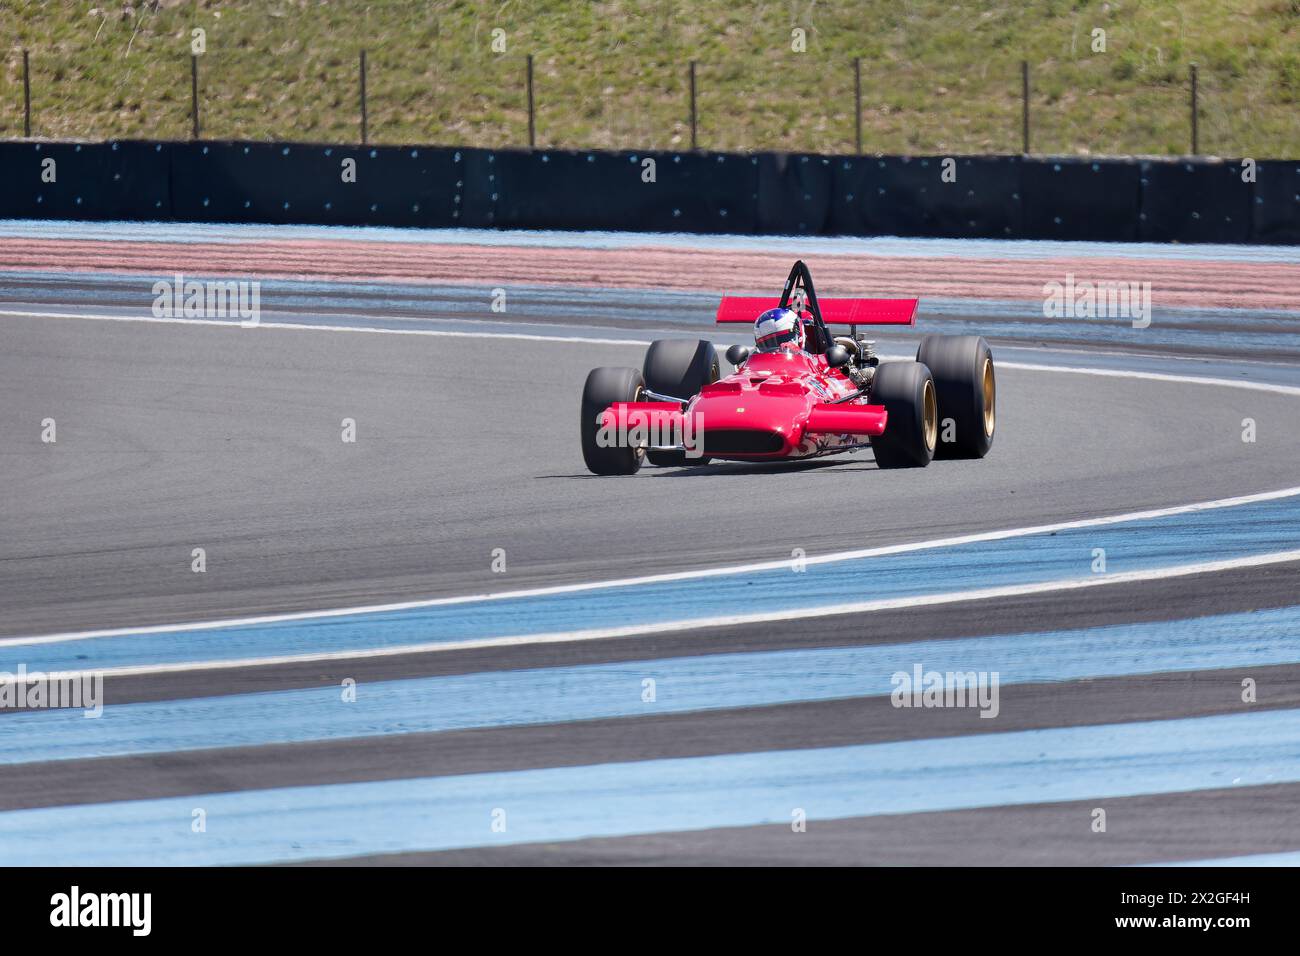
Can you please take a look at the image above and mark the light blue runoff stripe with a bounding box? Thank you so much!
[6,269,1297,356]
[0,707,1295,866]
[9,283,1300,390]
[913,316,1300,355]
[6,218,1300,263]
[1157,851,1300,866]
[0,269,705,325]
[2,604,1299,765]
[7,268,1298,329]
[3,492,1299,674]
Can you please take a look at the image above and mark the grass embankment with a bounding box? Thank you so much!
[2,0,1297,156]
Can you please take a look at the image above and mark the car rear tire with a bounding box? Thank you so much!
[869,361,938,468]
[581,366,647,475]
[916,334,996,459]
[642,339,718,466]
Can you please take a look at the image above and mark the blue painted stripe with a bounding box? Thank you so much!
[3,493,1299,674]
[0,301,664,345]
[11,303,1295,358]
[912,317,1300,355]
[5,270,1297,357]
[0,708,1295,865]
[3,605,1299,765]
[0,269,705,319]
[6,269,1297,330]
[990,343,1300,389]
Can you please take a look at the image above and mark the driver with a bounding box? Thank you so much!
[753,307,806,353]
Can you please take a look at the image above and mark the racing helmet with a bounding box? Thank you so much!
[754,307,805,352]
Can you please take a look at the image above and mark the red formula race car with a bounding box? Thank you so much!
[580,260,996,474]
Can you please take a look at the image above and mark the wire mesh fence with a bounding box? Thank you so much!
[2,3,1297,158]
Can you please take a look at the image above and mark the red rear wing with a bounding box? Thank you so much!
[715,296,918,326]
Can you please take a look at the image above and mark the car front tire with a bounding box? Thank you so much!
[642,339,718,466]
[869,360,938,468]
[581,366,647,475]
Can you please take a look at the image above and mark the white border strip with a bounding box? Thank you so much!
[5,483,1300,648]
[998,360,1300,398]
[0,309,646,347]
[6,307,1300,396]
[15,548,1300,680]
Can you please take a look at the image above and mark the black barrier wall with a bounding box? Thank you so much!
[170,142,465,228]
[1021,159,1141,241]
[0,141,172,221]
[0,139,1292,244]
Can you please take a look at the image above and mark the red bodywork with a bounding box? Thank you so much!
[602,290,918,462]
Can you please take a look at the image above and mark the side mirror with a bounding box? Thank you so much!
[725,344,752,366]
[824,345,851,369]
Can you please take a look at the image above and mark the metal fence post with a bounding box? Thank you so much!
[1190,63,1199,155]
[526,53,535,148]
[689,60,697,150]
[359,49,368,144]
[854,57,862,154]
[22,49,31,138]
[1021,60,1029,155]
[190,53,200,139]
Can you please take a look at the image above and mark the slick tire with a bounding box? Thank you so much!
[581,366,647,475]
[869,360,938,469]
[916,334,996,459]
[642,339,718,466]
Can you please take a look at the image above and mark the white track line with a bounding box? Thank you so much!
[5,484,1300,648]
[0,309,649,347]
[6,306,1300,394]
[9,548,1300,681]
[996,360,1300,397]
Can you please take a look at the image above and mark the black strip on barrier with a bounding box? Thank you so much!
[1250,160,1300,246]
[0,141,171,221]
[829,155,1022,238]
[1021,158,1141,242]
[1138,159,1252,244]
[477,148,759,234]
[169,141,463,228]
[755,153,834,235]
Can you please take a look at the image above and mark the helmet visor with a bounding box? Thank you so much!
[755,310,801,351]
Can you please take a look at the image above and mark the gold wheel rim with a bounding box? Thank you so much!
[981,357,996,437]
[922,378,937,452]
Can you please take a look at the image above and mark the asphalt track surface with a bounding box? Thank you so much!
[7,311,1300,635]
[1,230,1299,866]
